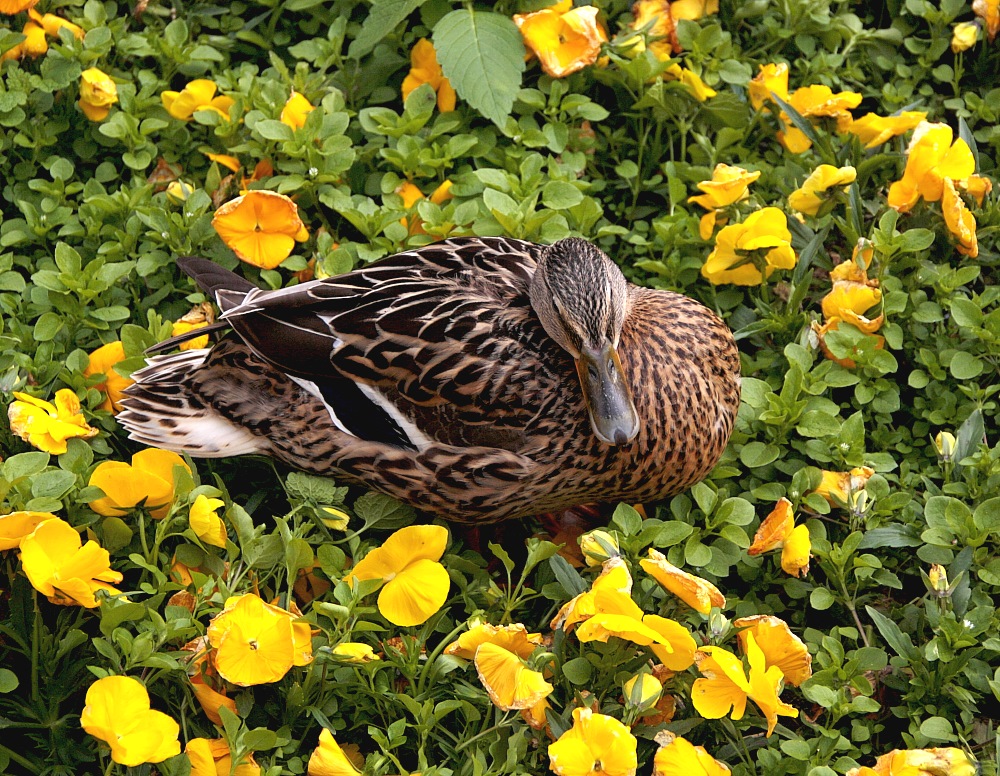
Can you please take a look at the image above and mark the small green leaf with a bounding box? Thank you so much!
[349,0,429,58]
[0,669,18,693]
[918,716,955,742]
[562,657,593,685]
[949,351,983,379]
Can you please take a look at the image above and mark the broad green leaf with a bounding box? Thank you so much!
[349,0,429,58]
[866,605,917,660]
[433,10,525,127]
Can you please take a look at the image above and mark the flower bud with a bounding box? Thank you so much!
[951,21,979,53]
[928,564,950,596]
[319,506,349,531]
[579,529,620,566]
[166,180,194,204]
[623,672,662,710]
[934,431,956,462]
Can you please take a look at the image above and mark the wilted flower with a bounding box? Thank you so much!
[308,729,362,776]
[332,643,380,662]
[788,165,857,217]
[0,511,56,550]
[190,674,237,725]
[640,549,725,614]
[88,448,190,519]
[280,90,315,129]
[81,676,180,766]
[401,39,456,112]
[189,494,227,548]
[887,122,975,213]
[515,1,608,79]
[652,733,731,776]
[845,111,926,149]
[78,68,118,121]
[942,178,978,257]
[700,207,796,286]
[664,63,716,101]
[8,389,98,454]
[171,302,215,350]
[748,62,788,111]
[475,641,553,711]
[85,341,134,413]
[973,0,999,42]
[934,431,956,462]
[629,0,680,59]
[187,737,261,776]
[19,518,123,607]
[162,79,234,121]
[746,498,811,577]
[445,622,543,660]
[813,466,875,507]
[846,747,976,776]
[777,84,862,153]
[207,593,313,686]
[733,615,812,686]
[821,268,883,334]
[212,190,310,269]
[951,21,979,52]
[959,173,993,206]
[0,21,46,61]
[347,524,450,626]
[548,708,638,776]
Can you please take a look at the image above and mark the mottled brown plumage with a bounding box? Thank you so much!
[119,236,740,523]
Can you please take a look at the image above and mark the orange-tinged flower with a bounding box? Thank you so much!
[644,614,697,671]
[19,518,123,607]
[748,62,788,111]
[974,0,999,42]
[748,498,795,556]
[207,593,313,686]
[88,448,190,519]
[653,733,731,776]
[348,524,450,627]
[689,164,761,211]
[84,341,134,413]
[475,641,553,711]
[888,122,976,212]
[515,2,608,79]
[733,615,812,686]
[788,164,856,216]
[671,0,718,20]
[641,549,724,614]
[332,642,380,662]
[28,8,83,38]
[780,524,811,577]
[845,111,926,149]
[205,152,242,173]
[190,674,237,726]
[78,68,118,121]
[401,39,456,112]
[851,747,976,776]
[187,737,261,776]
[445,622,543,660]
[777,85,862,153]
[0,0,37,13]
[81,676,180,766]
[8,389,98,454]
[700,207,796,286]
[0,511,56,550]
[308,729,362,776]
[665,63,716,101]
[162,79,234,121]
[942,178,978,257]
[960,174,993,206]
[548,707,638,776]
[212,190,309,269]
[629,0,679,59]
[190,494,227,548]
[745,632,798,735]
[822,281,883,333]
[813,466,874,506]
[0,20,47,60]
[280,90,315,129]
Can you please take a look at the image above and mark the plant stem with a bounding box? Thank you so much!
[0,743,40,773]
[31,590,40,704]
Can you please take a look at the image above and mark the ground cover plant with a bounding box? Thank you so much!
[1,0,999,773]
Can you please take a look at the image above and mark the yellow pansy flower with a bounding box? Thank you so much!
[332,642,380,662]
[347,524,450,627]
[514,1,608,79]
[745,633,798,735]
[401,39,456,112]
[162,79,234,121]
[8,389,98,454]
[80,676,180,766]
[576,611,675,652]
[551,557,639,630]
[308,729,362,776]
[653,733,731,776]
[281,90,315,129]
[28,8,84,38]
[189,494,227,548]
[671,0,719,20]
[641,548,725,614]
[700,207,796,286]
[207,593,313,686]
[0,0,37,13]
[187,737,261,776]
[190,674,237,726]
[548,708,638,776]
[813,466,875,507]
[665,63,716,101]
[88,448,190,519]
[644,614,697,671]
[19,518,123,607]
[733,615,812,686]
[748,498,795,556]
[445,622,543,660]
[474,641,553,711]
[777,84,862,153]
[748,62,788,111]
[689,164,761,211]
[887,122,976,213]
[788,164,857,216]
[629,0,679,60]
[848,747,976,776]
[78,68,118,121]
[780,524,811,577]
[212,190,310,270]
[0,511,56,550]
[951,21,979,52]
[942,178,978,258]
[845,111,926,149]
[84,341,134,413]
[974,0,999,42]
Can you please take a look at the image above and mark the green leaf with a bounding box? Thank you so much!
[549,554,587,597]
[254,119,294,142]
[349,0,428,58]
[562,657,592,685]
[739,441,780,468]
[953,409,985,464]
[610,503,643,536]
[0,669,18,693]
[919,716,955,742]
[949,351,983,379]
[865,605,917,660]
[857,526,921,549]
[433,10,525,127]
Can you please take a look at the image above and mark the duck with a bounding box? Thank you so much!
[118,236,741,524]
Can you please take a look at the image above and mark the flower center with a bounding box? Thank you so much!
[249,638,259,651]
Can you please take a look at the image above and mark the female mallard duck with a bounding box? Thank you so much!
[119,236,740,523]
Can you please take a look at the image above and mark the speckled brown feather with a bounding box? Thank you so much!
[119,237,740,523]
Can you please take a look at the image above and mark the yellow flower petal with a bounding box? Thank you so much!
[781,524,811,577]
[205,152,242,173]
[640,549,725,614]
[845,111,926,149]
[748,498,794,556]
[644,614,697,671]
[78,68,118,122]
[445,622,543,660]
[20,518,122,607]
[349,524,448,583]
[748,63,788,111]
[84,341,134,413]
[653,734,731,776]
[281,90,315,129]
[308,729,362,776]
[688,164,761,211]
[332,642,380,662]
[691,646,750,721]
[401,39,456,112]
[788,164,857,216]
[515,3,608,79]
[162,79,233,121]
[190,674,237,726]
[548,708,638,776]
[212,190,309,269]
[942,178,978,257]
[867,747,976,776]
[745,632,798,736]
[377,557,450,626]
[474,642,553,711]
[0,511,56,550]
[81,676,180,766]
[552,557,640,630]
[189,494,227,548]
[8,389,98,454]
[733,615,812,687]
[813,466,874,506]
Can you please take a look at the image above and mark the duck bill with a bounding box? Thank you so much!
[575,342,640,446]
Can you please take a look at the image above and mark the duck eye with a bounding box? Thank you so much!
[588,365,599,381]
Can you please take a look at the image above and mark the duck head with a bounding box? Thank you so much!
[529,237,640,446]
